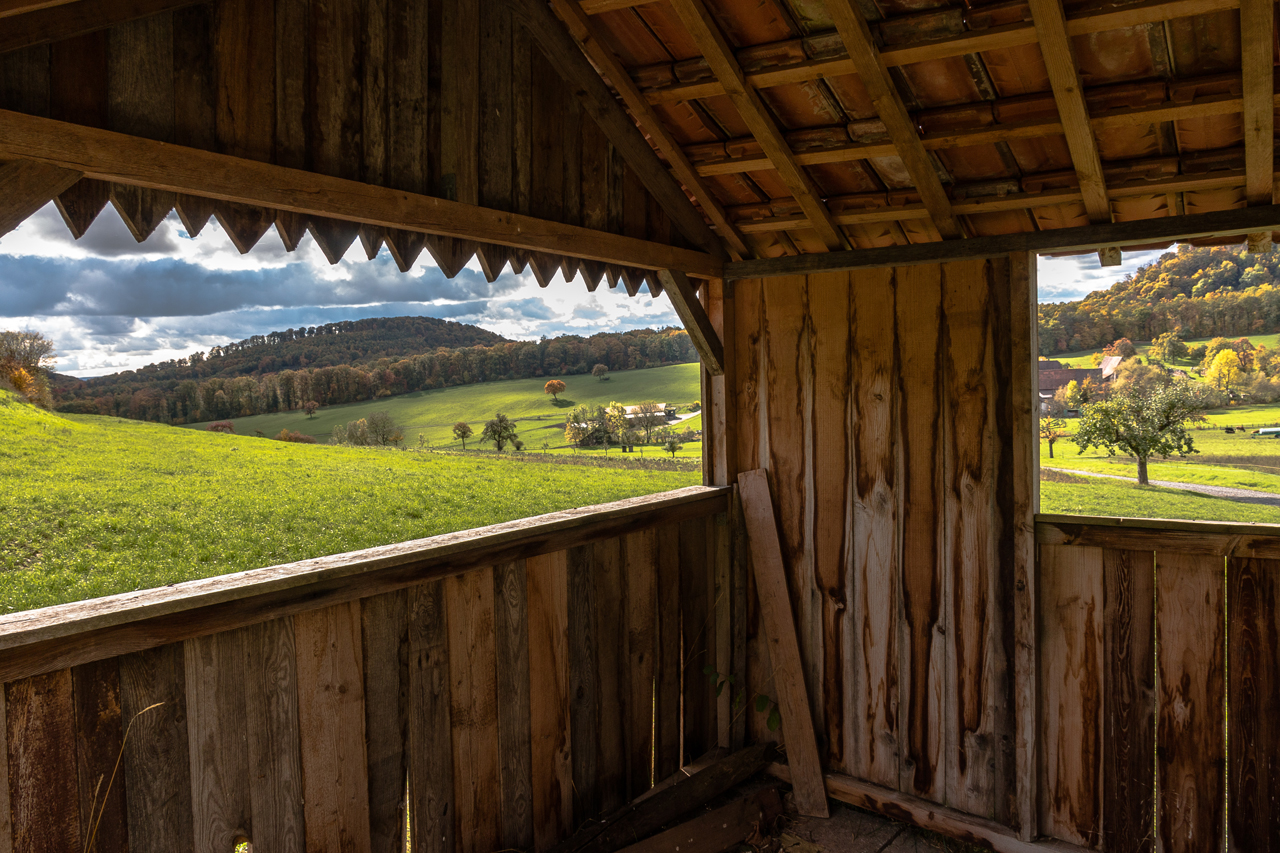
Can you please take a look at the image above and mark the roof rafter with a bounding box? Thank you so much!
[0,0,207,54]
[0,109,724,277]
[1027,0,1111,229]
[547,0,753,260]
[822,0,964,239]
[1240,0,1275,207]
[657,269,724,376]
[668,0,850,251]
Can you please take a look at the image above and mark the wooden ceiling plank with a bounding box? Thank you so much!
[0,1,77,20]
[0,0,207,54]
[508,0,726,260]
[580,0,652,13]
[822,0,964,239]
[725,204,1280,278]
[550,0,752,260]
[669,0,849,251]
[0,158,82,236]
[0,109,723,277]
[656,269,724,376]
[174,193,215,237]
[1241,0,1275,207]
[1027,0,1112,225]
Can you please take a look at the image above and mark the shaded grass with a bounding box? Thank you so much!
[1040,476,1280,525]
[0,392,700,613]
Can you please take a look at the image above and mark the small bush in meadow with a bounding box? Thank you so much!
[275,429,317,444]
[207,421,234,433]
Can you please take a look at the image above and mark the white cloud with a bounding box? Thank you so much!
[0,202,680,377]
[1036,247,1174,303]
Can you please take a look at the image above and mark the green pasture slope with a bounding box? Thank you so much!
[186,363,703,449]
[1049,332,1280,369]
[0,391,699,613]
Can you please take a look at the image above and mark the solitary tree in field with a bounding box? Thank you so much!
[665,439,683,459]
[544,379,566,402]
[302,400,320,418]
[1039,413,1069,459]
[453,421,473,450]
[1074,383,1201,485]
[366,411,402,446]
[634,401,664,442]
[592,363,609,381]
[481,413,519,452]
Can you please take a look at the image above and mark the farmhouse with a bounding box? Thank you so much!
[0,0,1276,851]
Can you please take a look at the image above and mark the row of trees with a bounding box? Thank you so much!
[1038,245,1280,354]
[55,327,699,425]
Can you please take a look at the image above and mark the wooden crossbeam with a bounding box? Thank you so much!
[1241,0,1275,207]
[668,0,849,251]
[580,0,652,12]
[0,110,724,278]
[820,1,961,238]
[1027,0,1111,225]
[641,0,1239,104]
[0,158,83,236]
[656,270,724,375]
[547,0,751,260]
[0,0,207,54]
[0,0,77,18]
[508,0,725,261]
[724,204,1280,278]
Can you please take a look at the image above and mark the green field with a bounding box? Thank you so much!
[1048,332,1280,370]
[0,392,700,613]
[186,363,703,451]
[1041,473,1280,524]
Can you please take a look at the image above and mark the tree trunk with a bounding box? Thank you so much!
[1137,456,1149,485]
[1048,441,1055,459]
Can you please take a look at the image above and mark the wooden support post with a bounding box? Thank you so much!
[0,159,82,237]
[1097,246,1121,266]
[736,469,829,818]
[1248,231,1275,254]
[657,270,724,376]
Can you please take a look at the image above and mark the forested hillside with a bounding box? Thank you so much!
[1038,245,1280,354]
[53,319,699,424]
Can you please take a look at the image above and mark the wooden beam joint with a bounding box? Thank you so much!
[657,270,724,376]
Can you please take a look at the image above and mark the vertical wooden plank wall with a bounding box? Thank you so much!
[730,259,1020,827]
[0,514,728,852]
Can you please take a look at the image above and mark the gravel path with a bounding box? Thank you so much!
[1044,467,1280,508]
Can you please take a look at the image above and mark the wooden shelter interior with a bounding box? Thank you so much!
[2,0,1280,852]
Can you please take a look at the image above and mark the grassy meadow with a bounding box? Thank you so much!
[186,363,704,451]
[0,391,699,613]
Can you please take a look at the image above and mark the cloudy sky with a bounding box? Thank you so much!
[0,201,1168,377]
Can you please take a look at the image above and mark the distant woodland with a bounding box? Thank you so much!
[1038,245,1280,354]
[52,317,699,424]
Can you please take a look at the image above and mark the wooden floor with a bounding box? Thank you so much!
[782,802,985,853]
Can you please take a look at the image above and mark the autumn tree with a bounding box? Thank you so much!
[1149,331,1188,363]
[543,379,566,402]
[302,400,320,418]
[481,413,519,452]
[0,330,55,408]
[1102,337,1138,360]
[1074,382,1202,485]
[453,421,473,450]
[633,401,664,442]
[366,411,403,446]
[592,363,609,380]
[1039,413,1069,459]
[1207,348,1244,393]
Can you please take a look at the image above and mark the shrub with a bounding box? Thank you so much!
[207,421,235,433]
[275,429,317,443]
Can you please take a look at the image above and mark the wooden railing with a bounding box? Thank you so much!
[1035,514,1280,853]
[0,485,733,853]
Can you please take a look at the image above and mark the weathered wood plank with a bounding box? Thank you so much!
[71,657,128,853]
[849,268,900,788]
[681,516,714,764]
[6,670,79,853]
[408,580,453,853]
[657,270,725,376]
[185,630,251,853]
[294,602,372,853]
[243,617,305,853]
[611,786,784,853]
[894,263,946,803]
[48,30,108,239]
[1036,545,1103,847]
[528,551,573,850]
[654,523,682,781]
[362,592,409,853]
[594,538,628,814]
[1228,557,1280,853]
[440,0,478,205]
[119,643,194,853]
[623,529,658,797]
[445,568,502,853]
[737,469,829,818]
[1156,552,1225,853]
[494,560,535,851]
[0,685,9,853]
[567,544,601,820]
[1102,549,1155,853]
[0,158,81,236]
[0,0,203,54]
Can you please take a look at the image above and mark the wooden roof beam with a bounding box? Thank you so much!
[657,269,724,375]
[486,0,729,260]
[822,0,963,239]
[580,0,652,12]
[0,0,78,18]
[1240,0,1275,251]
[0,0,207,54]
[669,0,850,251]
[641,0,1240,104]
[0,110,723,278]
[547,0,752,261]
[0,158,83,236]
